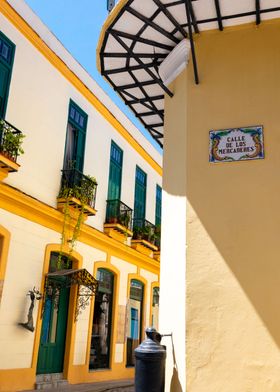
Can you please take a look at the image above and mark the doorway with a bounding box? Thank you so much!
[37,253,71,374]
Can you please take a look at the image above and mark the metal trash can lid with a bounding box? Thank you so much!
[135,328,166,360]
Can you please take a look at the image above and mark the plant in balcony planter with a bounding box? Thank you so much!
[143,226,155,244]
[133,226,143,240]
[0,121,25,161]
[119,213,130,228]
[57,173,97,270]
[80,175,97,205]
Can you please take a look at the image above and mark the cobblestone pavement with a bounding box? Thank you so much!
[24,379,134,392]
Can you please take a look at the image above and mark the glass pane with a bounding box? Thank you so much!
[89,269,114,370]
[152,287,160,330]
[41,297,52,344]
[49,289,60,343]
[127,280,143,366]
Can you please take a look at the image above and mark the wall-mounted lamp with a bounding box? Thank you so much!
[159,39,191,86]
[19,287,42,332]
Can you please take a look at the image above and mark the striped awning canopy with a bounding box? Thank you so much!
[98,0,280,147]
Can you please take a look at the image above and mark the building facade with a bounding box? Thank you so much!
[0,1,162,391]
[99,1,280,392]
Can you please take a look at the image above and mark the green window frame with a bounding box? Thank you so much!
[63,100,88,172]
[107,140,123,200]
[0,31,15,118]
[133,166,147,221]
[155,185,162,226]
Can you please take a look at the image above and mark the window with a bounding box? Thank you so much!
[107,141,123,200]
[63,100,88,171]
[133,166,147,224]
[0,32,15,118]
[155,185,162,226]
[126,279,144,366]
[89,269,114,370]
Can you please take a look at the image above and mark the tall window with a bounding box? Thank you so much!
[89,269,114,370]
[133,166,147,223]
[126,279,144,366]
[107,141,123,200]
[155,185,162,226]
[0,32,15,118]
[63,100,88,171]
[151,287,160,331]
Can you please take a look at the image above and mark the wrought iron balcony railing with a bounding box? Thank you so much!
[0,119,24,163]
[105,199,133,231]
[58,169,97,209]
[133,218,158,244]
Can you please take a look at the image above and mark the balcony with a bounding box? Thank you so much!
[57,169,98,217]
[0,119,24,179]
[104,199,133,242]
[131,218,158,257]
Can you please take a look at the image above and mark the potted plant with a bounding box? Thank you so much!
[0,121,25,161]
[133,226,143,240]
[119,212,130,228]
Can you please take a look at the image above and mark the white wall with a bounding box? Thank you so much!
[0,209,60,369]
[0,11,162,233]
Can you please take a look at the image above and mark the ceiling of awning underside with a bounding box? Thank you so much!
[99,0,280,147]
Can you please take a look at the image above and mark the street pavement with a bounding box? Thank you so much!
[24,379,134,392]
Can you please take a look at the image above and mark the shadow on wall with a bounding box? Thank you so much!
[184,21,280,354]
[169,334,183,392]
[162,22,280,389]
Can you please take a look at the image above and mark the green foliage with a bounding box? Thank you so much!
[57,173,97,270]
[133,225,144,239]
[58,175,97,204]
[119,212,130,228]
[0,120,25,158]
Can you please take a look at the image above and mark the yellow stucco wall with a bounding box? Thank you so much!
[178,19,280,391]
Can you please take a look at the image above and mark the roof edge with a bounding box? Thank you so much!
[96,0,129,74]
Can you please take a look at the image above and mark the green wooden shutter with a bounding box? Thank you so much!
[75,130,86,171]
[0,32,15,118]
[0,63,9,117]
[155,185,162,226]
[107,141,123,200]
[134,166,147,220]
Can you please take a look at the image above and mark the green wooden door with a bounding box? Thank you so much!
[37,283,70,374]
[133,166,147,221]
[107,141,123,200]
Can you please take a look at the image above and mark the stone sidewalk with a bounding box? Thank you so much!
[24,379,134,392]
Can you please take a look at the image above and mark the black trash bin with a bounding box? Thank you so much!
[135,327,166,392]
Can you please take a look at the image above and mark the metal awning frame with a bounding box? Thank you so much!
[41,268,98,322]
[99,0,280,147]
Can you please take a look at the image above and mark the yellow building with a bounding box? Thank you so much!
[0,1,162,391]
[99,1,280,391]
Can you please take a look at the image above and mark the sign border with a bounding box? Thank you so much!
[209,125,265,163]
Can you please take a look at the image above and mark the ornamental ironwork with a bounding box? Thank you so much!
[105,199,133,231]
[41,268,98,322]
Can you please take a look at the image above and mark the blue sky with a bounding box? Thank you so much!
[24,0,161,152]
